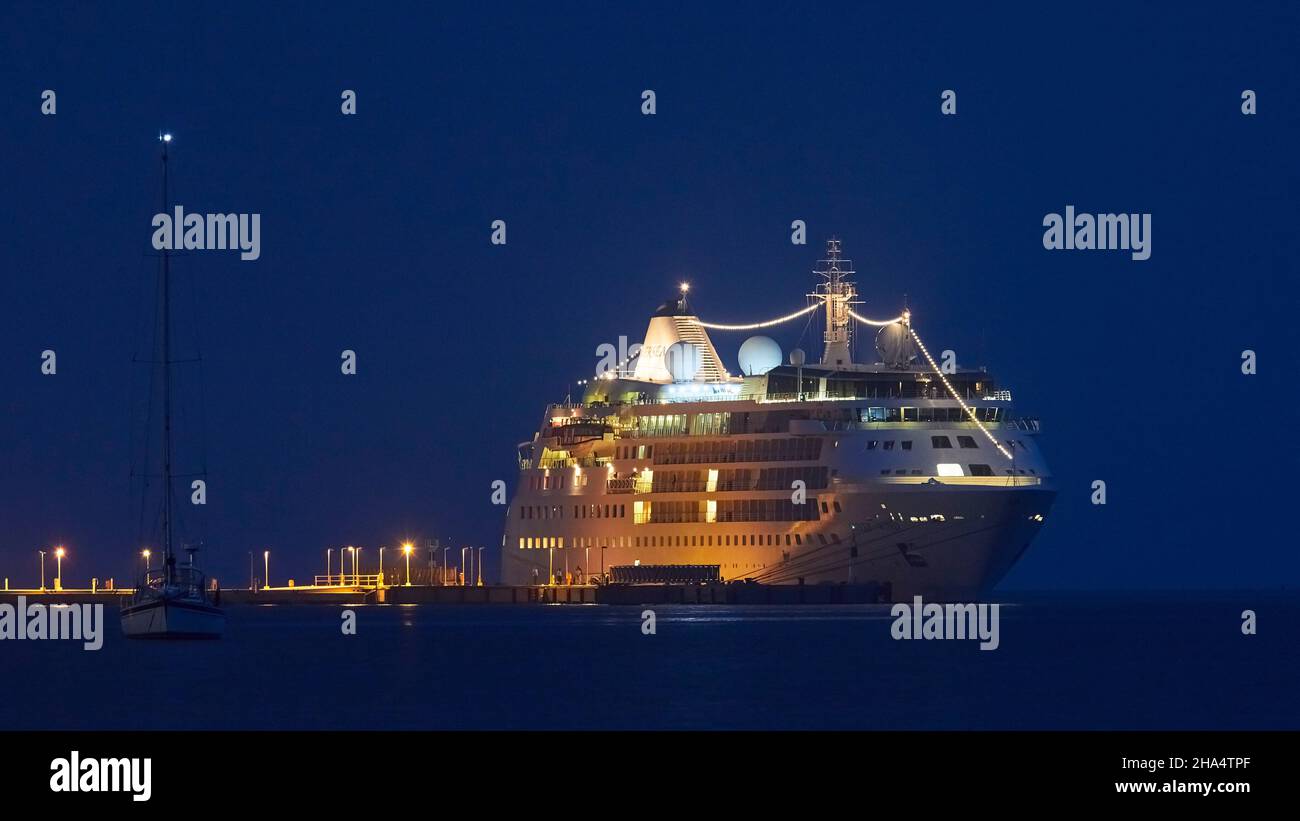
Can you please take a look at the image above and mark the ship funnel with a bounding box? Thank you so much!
[631,294,728,383]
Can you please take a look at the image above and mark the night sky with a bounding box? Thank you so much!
[2,3,1295,590]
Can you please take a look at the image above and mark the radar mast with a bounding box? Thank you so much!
[810,238,860,367]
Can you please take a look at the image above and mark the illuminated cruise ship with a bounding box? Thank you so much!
[502,240,1054,600]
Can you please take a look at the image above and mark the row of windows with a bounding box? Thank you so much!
[654,437,823,465]
[875,464,1037,477]
[931,435,980,449]
[634,498,821,524]
[616,444,656,460]
[769,373,993,400]
[519,503,628,520]
[528,473,590,491]
[638,466,830,493]
[634,414,687,437]
[865,435,982,451]
[858,406,1004,423]
[689,412,731,436]
[517,531,845,550]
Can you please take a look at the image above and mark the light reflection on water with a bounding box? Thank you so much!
[1,593,1295,731]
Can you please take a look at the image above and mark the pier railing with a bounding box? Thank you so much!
[313,574,383,588]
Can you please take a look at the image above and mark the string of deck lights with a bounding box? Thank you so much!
[691,302,820,330]
[845,309,906,326]
[660,292,1013,461]
[902,319,1014,460]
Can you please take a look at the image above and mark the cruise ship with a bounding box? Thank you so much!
[502,240,1054,600]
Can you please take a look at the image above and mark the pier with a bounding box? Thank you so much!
[0,581,886,607]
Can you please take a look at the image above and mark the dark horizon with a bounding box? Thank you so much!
[2,3,1295,591]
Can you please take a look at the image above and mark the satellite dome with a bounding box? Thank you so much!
[737,335,782,375]
[664,342,702,382]
[789,348,806,366]
[875,323,916,369]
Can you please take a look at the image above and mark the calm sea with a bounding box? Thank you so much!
[3,591,1295,730]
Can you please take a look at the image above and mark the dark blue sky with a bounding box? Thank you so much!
[2,3,1295,589]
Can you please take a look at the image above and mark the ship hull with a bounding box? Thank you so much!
[120,597,225,639]
[503,484,1054,602]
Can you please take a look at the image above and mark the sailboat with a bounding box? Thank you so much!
[121,133,225,639]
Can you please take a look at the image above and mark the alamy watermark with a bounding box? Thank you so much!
[151,206,260,261]
[50,751,151,802]
[1042,205,1150,261]
[0,597,103,650]
[890,596,1000,650]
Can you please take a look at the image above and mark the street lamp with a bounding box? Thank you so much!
[402,542,413,586]
[443,546,450,585]
[326,548,333,585]
[55,546,65,591]
[379,546,386,586]
[460,546,468,586]
[477,546,484,586]
[263,550,270,590]
[142,549,152,573]
[39,550,46,592]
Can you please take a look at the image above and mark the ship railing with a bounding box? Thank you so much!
[606,477,637,494]
[538,455,610,470]
[133,565,210,602]
[1004,417,1041,432]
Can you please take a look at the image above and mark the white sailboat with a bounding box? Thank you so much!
[122,134,225,639]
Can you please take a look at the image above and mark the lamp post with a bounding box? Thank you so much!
[55,546,65,591]
[39,550,46,592]
[460,546,468,586]
[263,550,270,590]
[142,549,151,573]
[402,542,413,586]
[249,551,254,590]
[379,546,386,587]
[443,546,450,585]
[356,548,364,585]
[326,548,333,585]
[477,546,484,586]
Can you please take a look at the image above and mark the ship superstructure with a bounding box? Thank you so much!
[502,239,1054,600]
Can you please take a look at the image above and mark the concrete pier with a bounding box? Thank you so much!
[0,581,886,608]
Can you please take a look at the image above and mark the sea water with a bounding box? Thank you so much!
[1,591,1295,730]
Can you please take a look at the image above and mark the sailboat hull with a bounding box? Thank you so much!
[121,597,225,639]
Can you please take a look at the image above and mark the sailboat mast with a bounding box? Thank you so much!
[160,135,175,567]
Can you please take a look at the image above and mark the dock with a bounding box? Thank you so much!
[0,581,887,607]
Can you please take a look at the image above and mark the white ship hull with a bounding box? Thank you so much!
[121,596,225,639]
[504,482,1053,601]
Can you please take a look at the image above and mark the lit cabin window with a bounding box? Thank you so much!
[936,463,964,477]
